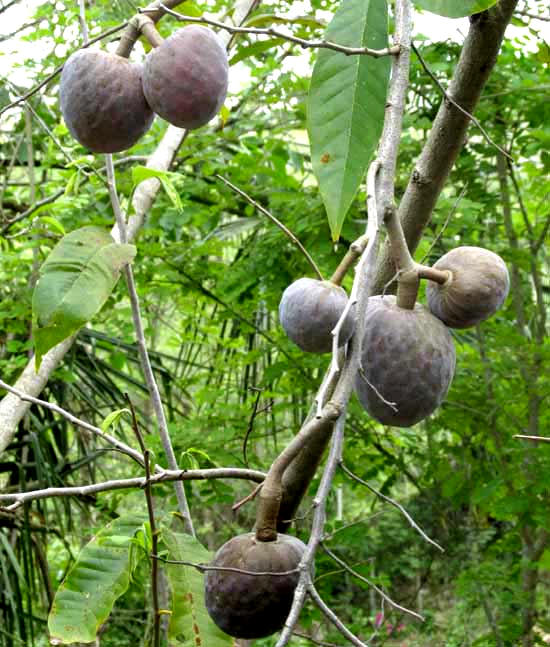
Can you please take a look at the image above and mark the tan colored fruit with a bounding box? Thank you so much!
[278,278,355,353]
[426,246,509,328]
[204,532,306,639]
[142,26,228,129]
[354,295,456,427]
[59,50,154,153]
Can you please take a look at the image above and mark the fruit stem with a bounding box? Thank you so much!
[330,234,369,286]
[396,269,420,310]
[116,14,164,58]
[384,204,415,274]
[416,264,451,285]
[139,16,165,48]
[255,402,341,542]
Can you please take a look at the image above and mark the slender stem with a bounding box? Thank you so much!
[105,154,196,536]
[216,174,323,281]
[148,5,400,58]
[127,398,160,647]
[0,468,266,512]
[78,0,89,45]
[329,234,369,286]
[139,16,165,49]
[416,264,450,284]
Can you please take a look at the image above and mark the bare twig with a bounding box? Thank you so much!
[514,434,550,443]
[145,5,400,58]
[0,18,41,43]
[153,554,298,576]
[106,154,195,535]
[1,189,64,235]
[308,584,371,647]
[340,462,443,551]
[0,467,266,511]
[78,0,89,45]
[127,397,160,647]
[215,174,323,281]
[232,482,263,512]
[411,42,513,162]
[515,10,550,21]
[419,184,467,263]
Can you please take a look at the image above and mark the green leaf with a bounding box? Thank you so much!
[307,0,390,240]
[163,529,233,647]
[131,165,183,211]
[100,408,131,432]
[40,216,66,236]
[32,226,136,369]
[48,514,148,644]
[230,38,286,65]
[412,0,499,18]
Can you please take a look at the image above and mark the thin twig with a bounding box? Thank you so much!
[215,174,323,281]
[106,154,195,535]
[340,462,444,552]
[1,189,64,235]
[232,482,263,512]
[127,396,160,647]
[243,387,263,466]
[412,42,513,162]
[78,0,89,45]
[308,584,371,647]
[514,434,550,443]
[0,467,266,511]
[419,184,468,263]
[145,5,400,58]
[153,554,298,577]
[0,378,147,467]
[515,10,550,22]
[321,544,424,621]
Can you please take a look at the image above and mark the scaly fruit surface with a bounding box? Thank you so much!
[60,50,154,153]
[354,295,456,427]
[426,246,510,328]
[279,278,355,353]
[204,532,306,639]
[142,25,228,129]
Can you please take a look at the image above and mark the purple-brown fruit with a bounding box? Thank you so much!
[354,295,456,427]
[426,246,510,329]
[279,278,355,353]
[204,532,306,639]
[142,26,228,129]
[59,50,154,153]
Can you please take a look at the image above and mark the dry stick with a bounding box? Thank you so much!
[320,544,424,621]
[105,155,195,535]
[153,554,298,577]
[0,378,148,467]
[514,435,550,443]
[149,4,400,58]
[0,468,266,512]
[78,0,89,45]
[411,42,513,162]
[0,23,128,117]
[127,397,160,647]
[515,10,550,21]
[339,462,443,552]
[329,234,369,286]
[215,174,323,281]
[308,584,371,647]
[1,189,64,235]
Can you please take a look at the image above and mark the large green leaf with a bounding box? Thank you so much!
[163,529,234,647]
[32,226,136,368]
[48,513,148,644]
[413,0,499,18]
[307,0,390,241]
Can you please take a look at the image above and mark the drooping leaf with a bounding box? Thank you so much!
[131,165,183,211]
[413,0,499,18]
[48,514,148,644]
[32,226,136,368]
[307,0,390,240]
[163,529,234,647]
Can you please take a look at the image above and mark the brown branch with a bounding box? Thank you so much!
[1,189,64,235]
[147,5,400,58]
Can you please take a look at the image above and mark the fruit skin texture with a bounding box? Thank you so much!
[354,295,456,427]
[279,278,355,353]
[426,246,510,329]
[142,26,229,129]
[204,532,306,639]
[59,50,154,153]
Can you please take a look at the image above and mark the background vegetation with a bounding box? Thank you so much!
[0,0,548,645]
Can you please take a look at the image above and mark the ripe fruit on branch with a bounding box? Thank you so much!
[142,25,229,129]
[59,50,154,153]
[278,278,355,353]
[354,295,456,427]
[204,532,306,639]
[426,246,510,329]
